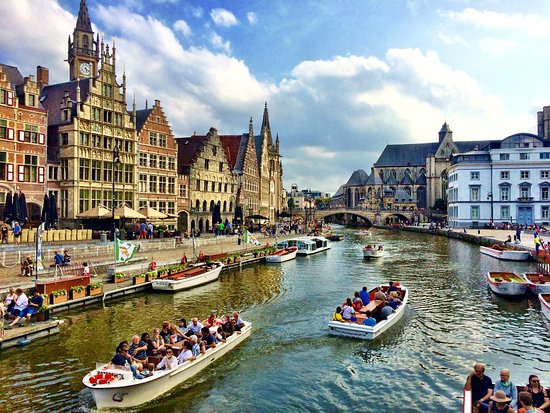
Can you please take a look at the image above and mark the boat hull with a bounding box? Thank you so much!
[540,294,550,321]
[363,249,384,259]
[151,264,223,292]
[486,272,529,296]
[479,246,530,261]
[523,273,550,294]
[265,248,297,263]
[328,287,408,339]
[84,323,251,409]
[296,245,330,256]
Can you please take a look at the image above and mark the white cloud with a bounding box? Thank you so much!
[478,37,518,57]
[190,6,203,18]
[210,8,239,27]
[209,32,231,54]
[173,19,192,37]
[246,12,258,25]
[437,32,469,47]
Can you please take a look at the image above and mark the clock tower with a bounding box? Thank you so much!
[68,0,99,80]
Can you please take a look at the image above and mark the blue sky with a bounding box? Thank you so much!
[2,0,550,194]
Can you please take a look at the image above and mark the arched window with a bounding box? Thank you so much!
[202,200,207,211]
[229,201,233,212]
[83,35,89,50]
[209,200,215,211]
[223,201,227,212]
[195,200,200,210]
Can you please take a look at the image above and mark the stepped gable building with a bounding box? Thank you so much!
[367,122,493,210]
[40,0,138,223]
[0,64,48,225]
[176,127,237,233]
[134,99,178,229]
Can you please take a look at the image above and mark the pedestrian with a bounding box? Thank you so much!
[13,221,21,244]
[147,222,153,239]
[1,222,9,243]
[535,235,541,256]
[516,227,522,243]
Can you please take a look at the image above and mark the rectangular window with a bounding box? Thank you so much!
[500,171,509,180]
[500,186,509,201]
[470,186,480,202]
[114,163,122,183]
[159,156,166,169]
[541,171,550,179]
[79,159,90,180]
[103,161,112,182]
[196,179,200,191]
[470,205,480,220]
[470,171,479,180]
[92,107,101,121]
[168,201,175,214]
[540,152,550,160]
[79,132,89,146]
[204,159,209,170]
[520,171,530,179]
[139,153,147,167]
[501,206,510,220]
[0,152,6,180]
[103,136,112,149]
[103,190,112,210]
[180,184,187,197]
[139,174,147,192]
[103,110,112,123]
[543,206,550,219]
[125,192,133,208]
[159,134,167,148]
[542,187,549,201]
[48,165,58,181]
[219,162,223,172]
[520,153,530,160]
[92,134,101,148]
[211,181,215,192]
[520,186,530,198]
[168,157,175,170]
[218,182,222,192]
[60,159,68,180]
[149,155,157,168]
[91,189,101,208]
[500,153,510,161]
[203,181,208,191]
[149,175,157,192]
[125,140,132,152]
[158,201,166,213]
[60,189,68,217]
[91,160,101,181]
[159,176,167,193]
[168,177,175,194]
[102,84,112,97]
[79,189,90,214]
[149,132,158,146]
[22,155,38,182]
[124,165,133,184]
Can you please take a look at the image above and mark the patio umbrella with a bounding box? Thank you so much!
[41,194,50,224]
[114,204,146,219]
[12,192,20,223]
[138,206,167,219]
[77,204,112,219]
[3,192,13,224]
[49,192,58,228]
[245,214,269,220]
[18,192,28,225]
[234,205,243,224]
[212,203,221,225]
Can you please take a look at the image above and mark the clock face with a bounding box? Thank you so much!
[79,62,91,76]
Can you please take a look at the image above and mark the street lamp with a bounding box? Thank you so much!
[487,192,494,227]
[111,144,120,242]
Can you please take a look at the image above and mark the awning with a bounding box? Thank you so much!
[114,204,147,219]
[138,206,168,219]
[77,204,112,219]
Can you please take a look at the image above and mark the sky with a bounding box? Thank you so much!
[1,0,550,195]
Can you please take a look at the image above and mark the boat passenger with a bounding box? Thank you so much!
[8,289,43,327]
[487,390,514,413]
[215,326,226,343]
[359,286,370,305]
[222,316,234,336]
[341,298,355,321]
[372,306,387,324]
[333,306,343,322]
[381,302,394,317]
[232,312,245,331]
[159,322,171,344]
[129,335,149,369]
[7,288,28,321]
[186,318,204,337]
[361,310,377,327]
[388,297,401,309]
[524,374,550,411]
[494,369,518,409]
[111,341,145,380]
[149,328,165,355]
[155,348,178,371]
[517,391,545,413]
[201,326,217,349]
[352,292,363,312]
[189,335,205,356]
[373,287,386,301]
[464,362,493,413]
[169,324,184,344]
[177,318,187,335]
[504,235,512,246]
[204,312,218,328]
[378,245,383,251]
[177,340,196,364]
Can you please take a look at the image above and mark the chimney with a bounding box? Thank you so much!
[36,66,49,89]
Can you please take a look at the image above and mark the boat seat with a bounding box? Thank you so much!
[360,300,384,314]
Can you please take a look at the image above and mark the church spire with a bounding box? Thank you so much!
[76,0,93,32]
[260,101,273,145]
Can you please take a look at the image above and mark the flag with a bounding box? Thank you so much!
[245,230,261,246]
[115,238,138,263]
[36,222,45,271]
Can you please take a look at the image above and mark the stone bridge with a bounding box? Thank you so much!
[292,208,425,226]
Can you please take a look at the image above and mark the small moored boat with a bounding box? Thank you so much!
[83,322,251,409]
[329,234,344,241]
[265,246,298,263]
[363,245,384,259]
[327,284,408,339]
[522,273,550,294]
[295,236,331,256]
[479,244,530,261]
[486,272,529,296]
[540,294,550,321]
[151,262,223,292]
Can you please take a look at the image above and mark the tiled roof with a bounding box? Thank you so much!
[0,64,24,87]
[400,171,414,185]
[344,169,369,186]
[416,171,426,185]
[365,171,383,185]
[219,135,243,171]
[332,185,344,198]
[39,78,91,125]
[235,134,250,173]
[176,135,209,171]
[135,108,152,133]
[254,135,264,170]
[386,174,398,185]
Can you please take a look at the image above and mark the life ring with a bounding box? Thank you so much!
[149,261,157,271]
[198,252,205,261]
[181,255,187,264]
[89,373,116,385]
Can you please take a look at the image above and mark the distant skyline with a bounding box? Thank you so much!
[1,0,550,194]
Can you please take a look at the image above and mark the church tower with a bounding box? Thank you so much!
[68,0,100,80]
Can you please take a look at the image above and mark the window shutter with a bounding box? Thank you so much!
[7,91,14,106]
[39,133,45,144]
[18,165,25,181]
[38,166,45,183]
[6,164,14,181]
[18,130,25,142]
[7,128,14,140]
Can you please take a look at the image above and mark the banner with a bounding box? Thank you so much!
[115,238,138,263]
[245,230,261,246]
[36,222,45,271]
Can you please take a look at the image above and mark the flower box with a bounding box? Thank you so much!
[70,287,87,300]
[133,275,146,285]
[88,283,103,296]
[50,289,68,305]
[35,309,50,322]
[114,273,126,283]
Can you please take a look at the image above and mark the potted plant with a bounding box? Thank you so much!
[145,271,157,281]
[157,224,166,239]
[233,254,240,263]
[114,272,126,283]
[50,289,68,305]
[35,302,50,322]
[70,285,87,300]
[157,268,167,278]
[133,273,146,285]
[88,281,103,296]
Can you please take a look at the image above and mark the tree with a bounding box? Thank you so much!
[432,198,447,212]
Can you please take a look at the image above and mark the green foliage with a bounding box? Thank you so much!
[89,281,103,290]
[114,272,126,279]
[146,270,157,278]
[432,198,447,212]
[132,273,146,279]
[70,285,85,293]
[39,294,49,310]
[52,289,67,297]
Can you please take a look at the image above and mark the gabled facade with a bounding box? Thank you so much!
[135,99,178,228]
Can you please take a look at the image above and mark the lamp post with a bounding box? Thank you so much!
[111,144,120,242]
[487,192,494,227]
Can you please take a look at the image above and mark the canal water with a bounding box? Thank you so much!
[1,228,549,412]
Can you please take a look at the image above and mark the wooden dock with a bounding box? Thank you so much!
[0,320,64,350]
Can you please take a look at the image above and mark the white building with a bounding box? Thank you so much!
[448,133,550,227]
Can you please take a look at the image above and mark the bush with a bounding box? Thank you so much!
[70,285,85,293]
[89,281,103,290]
[114,272,126,279]
[52,289,67,297]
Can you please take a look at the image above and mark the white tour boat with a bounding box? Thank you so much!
[328,285,408,339]
[523,273,550,294]
[540,294,550,321]
[265,246,298,263]
[479,245,530,261]
[151,262,223,292]
[486,272,530,296]
[363,245,384,259]
[83,322,252,409]
[295,236,331,256]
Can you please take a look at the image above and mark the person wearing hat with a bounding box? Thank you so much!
[488,390,513,413]
[494,369,518,409]
[465,362,493,413]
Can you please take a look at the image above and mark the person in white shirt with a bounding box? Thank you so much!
[9,288,28,318]
[186,318,203,337]
[155,349,178,371]
[177,341,196,364]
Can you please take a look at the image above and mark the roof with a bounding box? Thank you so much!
[219,135,243,171]
[400,171,414,185]
[386,174,398,185]
[344,169,369,186]
[134,108,152,133]
[39,78,91,125]
[374,140,495,167]
[416,171,426,185]
[365,171,383,185]
[76,0,93,32]
[176,135,209,171]
[395,189,413,201]
[0,64,24,87]
[254,135,264,170]
[332,185,344,198]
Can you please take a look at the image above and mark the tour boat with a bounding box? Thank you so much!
[327,285,408,339]
[265,246,298,263]
[295,236,331,256]
[83,322,251,409]
[485,272,530,296]
[151,262,223,292]
[359,230,372,236]
[329,234,344,241]
[522,273,550,294]
[363,246,384,259]
[540,294,550,321]
[479,245,530,261]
